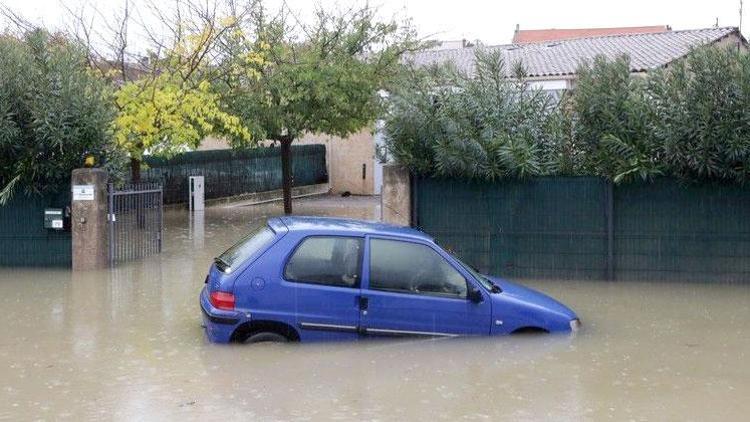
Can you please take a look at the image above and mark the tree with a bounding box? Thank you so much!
[67,0,253,182]
[0,29,119,204]
[216,3,418,213]
[113,71,251,182]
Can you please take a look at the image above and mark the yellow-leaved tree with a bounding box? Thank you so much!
[114,74,251,181]
[82,4,261,182]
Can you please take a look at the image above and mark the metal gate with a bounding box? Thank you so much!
[108,183,163,265]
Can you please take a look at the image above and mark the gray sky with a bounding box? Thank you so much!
[3,0,746,45]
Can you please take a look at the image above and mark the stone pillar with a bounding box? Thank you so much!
[381,164,411,226]
[71,168,109,270]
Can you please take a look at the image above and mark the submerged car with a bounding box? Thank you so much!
[200,216,580,343]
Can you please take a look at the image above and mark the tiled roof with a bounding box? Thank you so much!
[512,26,670,44]
[407,27,741,78]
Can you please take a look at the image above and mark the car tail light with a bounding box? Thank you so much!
[210,291,235,310]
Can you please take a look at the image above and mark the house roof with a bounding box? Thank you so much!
[512,25,670,44]
[407,27,741,78]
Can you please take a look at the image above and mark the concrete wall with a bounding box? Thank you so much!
[197,136,229,151]
[71,168,109,270]
[381,165,411,226]
[297,128,376,196]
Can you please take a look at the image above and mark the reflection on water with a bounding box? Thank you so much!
[189,211,205,249]
[1,195,749,421]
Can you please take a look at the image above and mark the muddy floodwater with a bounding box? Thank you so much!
[1,195,750,421]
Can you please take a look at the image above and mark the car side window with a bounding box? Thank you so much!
[284,236,363,288]
[369,238,467,299]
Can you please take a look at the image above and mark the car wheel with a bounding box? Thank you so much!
[244,331,289,344]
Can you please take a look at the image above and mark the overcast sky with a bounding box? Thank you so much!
[3,0,747,45]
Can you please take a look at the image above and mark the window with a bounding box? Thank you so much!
[217,225,276,273]
[369,238,467,298]
[284,236,363,287]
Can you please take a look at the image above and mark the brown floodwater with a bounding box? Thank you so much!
[1,195,749,421]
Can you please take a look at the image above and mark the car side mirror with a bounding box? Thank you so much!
[467,286,484,303]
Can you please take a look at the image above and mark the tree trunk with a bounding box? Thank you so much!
[280,137,293,214]
[130,157,141,183]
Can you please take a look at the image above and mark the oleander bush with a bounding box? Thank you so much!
[386,49,573,180]
[385,46,750,184]
[0,29,121,204]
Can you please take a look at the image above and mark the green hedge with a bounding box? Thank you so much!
[387,47,750,185]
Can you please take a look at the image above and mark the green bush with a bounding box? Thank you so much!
[386,46,750,184]
[572,55,661,183]
[0,30,121,204]
[648,47,750,183]
[386,50,570,180]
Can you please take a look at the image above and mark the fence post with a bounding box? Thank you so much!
[381,164,411,226]
[108,183,114,267]
[605,180,615,280]
[158,186,163,253]
[71,168,109,270]
[410,173,418,228]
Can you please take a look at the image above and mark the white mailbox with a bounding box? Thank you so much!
[189,176,205,211]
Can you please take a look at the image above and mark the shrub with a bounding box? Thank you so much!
[647,47,750,183]
[572,55,663,183]
[385,49,568,180]
[387,46,750,185]
[0,29,119,204]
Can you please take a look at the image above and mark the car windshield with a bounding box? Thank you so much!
[216,225,275,273]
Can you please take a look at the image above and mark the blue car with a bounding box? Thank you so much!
[200,216,580,343]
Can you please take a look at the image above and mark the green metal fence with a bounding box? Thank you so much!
[414,176,750,282]
[0,190,72,267]
[142,144,328,204]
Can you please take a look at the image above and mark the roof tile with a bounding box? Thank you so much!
[407,27,740,78]
[512,26,670,43]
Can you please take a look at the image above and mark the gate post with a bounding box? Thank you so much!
[381,164,411,226]
[71,168,109,270]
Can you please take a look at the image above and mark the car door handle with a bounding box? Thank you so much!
[358,296,369,311]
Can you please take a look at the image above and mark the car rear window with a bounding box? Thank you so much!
[216,225,275,273]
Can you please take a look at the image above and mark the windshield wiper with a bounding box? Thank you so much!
[456,259,503,293]
[482,275,502,293]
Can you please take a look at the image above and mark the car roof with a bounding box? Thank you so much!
[269,216,433,241]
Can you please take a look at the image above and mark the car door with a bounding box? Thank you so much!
[360,236,492,337]
[281,235,364,341]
